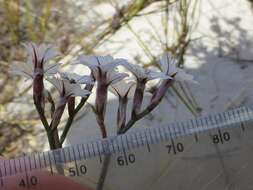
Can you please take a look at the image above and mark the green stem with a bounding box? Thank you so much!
[60,97,89,145]
[60,115,74,145]
[126,23,155,61]
[177,82,198,111]
[60,80,94,145]
[171,85,197,116]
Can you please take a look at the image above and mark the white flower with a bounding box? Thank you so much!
[11,43,60,79]
[47,77,90,98]
[76,55,128,84]
[106,69,129,85]
[110,79,135,98]
[109,79,135,131]
[59,72,94,85]
[11,61,34,79]
[120,61,171,82]
[160,53,197,83]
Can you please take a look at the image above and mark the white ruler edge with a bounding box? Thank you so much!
[1,105,253,178]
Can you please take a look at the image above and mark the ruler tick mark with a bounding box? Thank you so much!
[95,142,102,163]
[110,140,115,154]
[67,147,72,162]
[47,152,54,175]
[148,129,154,145]
[120,135,129,165]
[8,159,12,175]
[72,147,80,176]
[91,143,96,157]
[116,139,121,153]
[77,145,82,160]
[23,157,30,189]
[87,143,91,157]
[42,152,47,169]
[38,153,42,169]
[190,119,199,142]
[133,133,140,148]
[33,154,37,169]
[157,127,164,142]
[0,166,4,187]
[18,157,22,173]
[13,158,17,173]
[153,129,159,143]
[81,144,87,160]
[139,132,144,147]
[59,149,65,164]
[28,156,32,171]
[125,134,131,150]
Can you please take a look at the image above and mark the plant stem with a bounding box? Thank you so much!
[60,115,74,145]
[60,85,93,145]
[34,102,50,131]
[47,131,59,150]
[96,154,111,190]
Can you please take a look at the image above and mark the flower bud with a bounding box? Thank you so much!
[117,96,128,131]
[95,71,108,118]
[131,79,146,118]
[33,68,45,111]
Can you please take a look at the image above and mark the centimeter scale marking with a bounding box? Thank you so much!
[0,105,253,183]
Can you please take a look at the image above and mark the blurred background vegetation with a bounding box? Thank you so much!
[0,0,252,158]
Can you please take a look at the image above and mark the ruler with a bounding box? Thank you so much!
[1,105,253,190]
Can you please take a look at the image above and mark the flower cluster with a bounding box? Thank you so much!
[11,42,196,149]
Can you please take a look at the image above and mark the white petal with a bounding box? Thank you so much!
[168,60,178,76]
[77,55,99,69]
[47,78,63,93]
[11,70,32,79]
[23,43,59,68]
[100,62,118,72]
[160,53,178,75]
[44,63,61,75]
[100,58,127,72]
[71,87,90,97]
[108,72,129,85]
[23,43,37,67]
[60,72,94,84]
[23,42,37,58]
[61,72,79,81]
[110,79,135,97]
[64,81,90,97]
[37,44,47,61]
[60,80,91,97]
[160,54,169,73]
[147,70,172,80]
[96,55,114,65]
[11,61,33,78]
[77,75,95,84]
[120,62,146,79]
[43,47,59,63]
